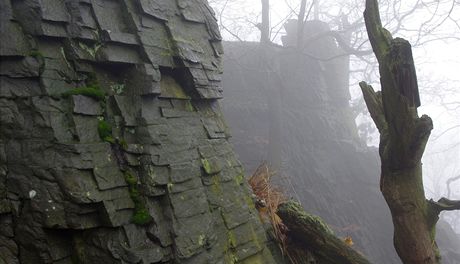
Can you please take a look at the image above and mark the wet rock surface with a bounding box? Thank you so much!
[0,0,276,263]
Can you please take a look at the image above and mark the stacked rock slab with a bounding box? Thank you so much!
[0,0,276,263]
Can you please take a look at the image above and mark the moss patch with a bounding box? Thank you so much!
[201,158,212,174]
[132,207,152,225]
[244,195,256,210]
[210,175,222,195]
[124,171,153,225]
[185,101,194,112]
[201,158,221,175]
[235,173,244,186]
[63,87,106,101]
[124,170,137,185]
[119,139,128,150]
[97,120,114,143]
[29,50,44,59]
[281,201,334,235]
[227,230,237,249]
[63,73,105,100]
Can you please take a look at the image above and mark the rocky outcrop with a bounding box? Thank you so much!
[0,0,276,263]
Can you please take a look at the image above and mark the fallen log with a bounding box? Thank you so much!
[277,201,372,264]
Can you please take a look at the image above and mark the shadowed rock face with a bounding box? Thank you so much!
[0,1,277,263]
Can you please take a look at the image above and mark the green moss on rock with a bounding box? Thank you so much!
[201,158,222,174]
[124,171,153,226]
[97,120,114,142]
[29,50,44,59]
[235,173,244,185]
[124,170,137,185]
[185,101,195,112]
[63,87,106,101]
[119,139,128,150]
[227,230,237,249]
[210,175,222,195]
[132,207,152,225]
[201,158,212,174]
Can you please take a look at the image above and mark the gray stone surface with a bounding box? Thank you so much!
[72,95,102,116]
[0,0,277,263]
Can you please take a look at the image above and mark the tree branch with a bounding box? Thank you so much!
[411,114,433,160]
[359,81,387,133]
[363,0,392,61]
[429,198,460,213]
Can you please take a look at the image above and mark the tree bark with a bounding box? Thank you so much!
[278,201,371,264]
[360,1,460,263]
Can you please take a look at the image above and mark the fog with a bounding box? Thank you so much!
[209,0,460,263]
[1,0,458,263]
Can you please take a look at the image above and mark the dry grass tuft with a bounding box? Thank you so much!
[248,163,293,261]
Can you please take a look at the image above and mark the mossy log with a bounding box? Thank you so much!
[278,201,371,264]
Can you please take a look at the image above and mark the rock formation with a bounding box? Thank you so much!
[0,0,276,263]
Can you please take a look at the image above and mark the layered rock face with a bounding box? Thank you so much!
[0,1,276,263]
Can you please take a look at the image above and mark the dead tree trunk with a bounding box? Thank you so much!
[360,1,460,263]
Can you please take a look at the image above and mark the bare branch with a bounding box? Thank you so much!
[359,82,387,133]
[363,0,392,62]
[429,198,460,212]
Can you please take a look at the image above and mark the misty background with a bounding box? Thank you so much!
[208,0,460,234]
